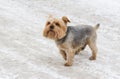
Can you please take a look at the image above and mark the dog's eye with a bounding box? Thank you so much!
[47,22,50,25]
[55,22,60,26]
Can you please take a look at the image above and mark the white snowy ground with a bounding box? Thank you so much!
[0,0,120,79]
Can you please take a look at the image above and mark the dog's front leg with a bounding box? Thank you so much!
[60,50,67,60]
[64,50,75,66]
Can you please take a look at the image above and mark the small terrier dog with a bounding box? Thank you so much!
[43,15,100,66]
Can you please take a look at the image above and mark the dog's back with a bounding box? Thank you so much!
[66,24,99,49]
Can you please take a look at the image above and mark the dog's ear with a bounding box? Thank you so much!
[62,16,70,24]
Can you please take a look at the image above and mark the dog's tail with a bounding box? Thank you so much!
[94,23,100,30]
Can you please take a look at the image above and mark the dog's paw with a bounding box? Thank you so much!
[64,63,72,66]
[89,56,96,60]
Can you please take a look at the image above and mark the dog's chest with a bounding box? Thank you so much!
[57,43,69,50]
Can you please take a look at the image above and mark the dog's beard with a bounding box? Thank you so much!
[43,28,66,40]
[47,30,66,40]
[47,30,58,40]
[47,30,55,38]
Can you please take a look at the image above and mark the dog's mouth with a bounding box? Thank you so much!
[47,30,57,39]
[47,30,54,35]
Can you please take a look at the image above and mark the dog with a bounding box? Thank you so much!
[43,15,100,66]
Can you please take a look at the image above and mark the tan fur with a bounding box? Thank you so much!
[62,16,70,24]
[43,16,68,40]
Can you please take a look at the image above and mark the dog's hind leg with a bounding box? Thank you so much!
[88,41,97,60]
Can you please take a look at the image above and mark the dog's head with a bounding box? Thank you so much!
[43,15,70,40]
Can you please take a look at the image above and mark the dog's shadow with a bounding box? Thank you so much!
[29,50,94,78]
[32,50,90,68]
[33,50,90,68]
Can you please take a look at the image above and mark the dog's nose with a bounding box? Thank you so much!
[50,25,54,30]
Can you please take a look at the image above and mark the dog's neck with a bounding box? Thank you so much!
[55,26,71,45]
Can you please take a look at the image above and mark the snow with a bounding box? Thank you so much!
[0,0,120,79]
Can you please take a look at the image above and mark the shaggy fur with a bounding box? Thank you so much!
[43,15,100,66]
